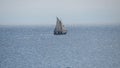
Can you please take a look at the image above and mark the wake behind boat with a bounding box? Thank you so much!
[54,17,67,35]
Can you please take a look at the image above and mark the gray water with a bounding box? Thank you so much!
[0,26,120,68]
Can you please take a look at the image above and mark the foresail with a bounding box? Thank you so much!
[62,25,66,31]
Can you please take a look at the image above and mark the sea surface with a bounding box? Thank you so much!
[0,25,120,68]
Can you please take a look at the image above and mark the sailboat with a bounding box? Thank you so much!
[54,17,67,35]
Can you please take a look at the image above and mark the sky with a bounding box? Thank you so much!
[0,0,120,26]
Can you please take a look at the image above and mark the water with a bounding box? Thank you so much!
[0,25,120,68]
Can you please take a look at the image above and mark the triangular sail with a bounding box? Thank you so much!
[54,17,61,32]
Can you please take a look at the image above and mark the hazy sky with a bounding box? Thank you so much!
[0,0,120,26]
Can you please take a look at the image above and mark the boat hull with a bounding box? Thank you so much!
[54,31,67,35]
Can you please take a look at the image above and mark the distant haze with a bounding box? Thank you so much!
[0,0,120,26]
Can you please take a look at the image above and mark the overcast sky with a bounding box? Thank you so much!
[0,0,120,26]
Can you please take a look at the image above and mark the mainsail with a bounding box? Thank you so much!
[54,17,67,35]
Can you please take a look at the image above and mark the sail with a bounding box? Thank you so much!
[62,24,67,32]
[54,17,62,32]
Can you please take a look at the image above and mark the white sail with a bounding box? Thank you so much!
[62,24,67,32]
[54,17,62,32]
